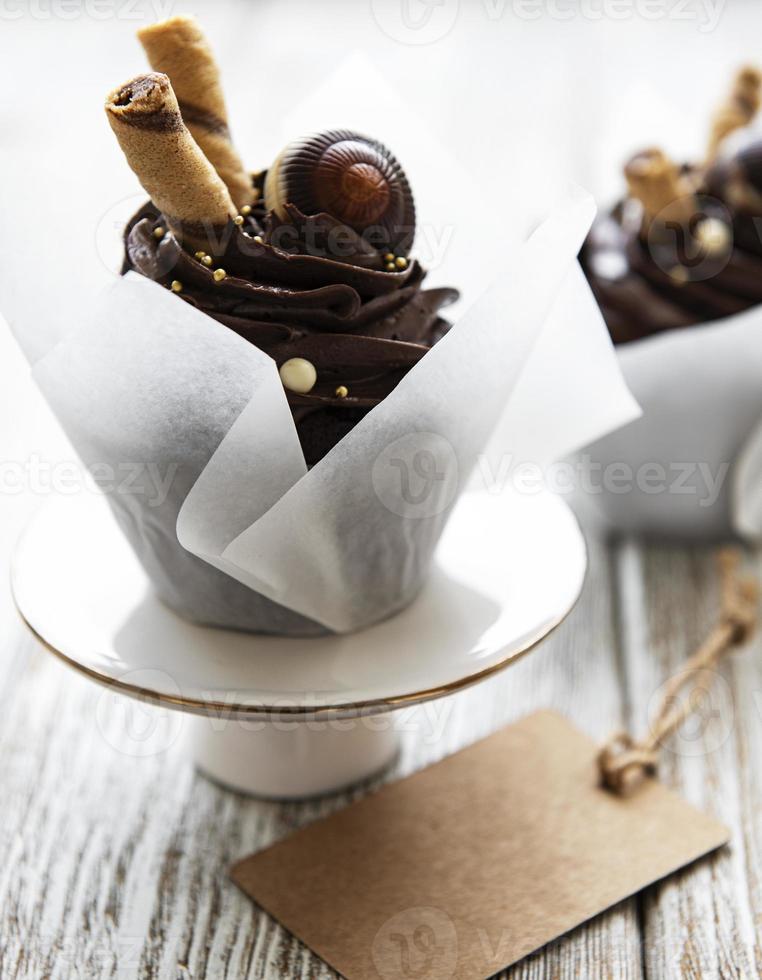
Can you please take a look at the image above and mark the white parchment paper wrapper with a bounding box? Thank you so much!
[732,397,762,543]
[578,304,762,541]
[29,188,638,633]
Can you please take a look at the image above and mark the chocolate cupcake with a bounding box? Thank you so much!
[109,18,457,466]
[581,67,762,344]
[122,157,457,466]
[92,14,466,633]
[577,66,762,540]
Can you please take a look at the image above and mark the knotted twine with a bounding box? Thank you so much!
[598,549,758,795]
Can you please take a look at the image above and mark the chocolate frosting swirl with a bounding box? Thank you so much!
[123,175,458,463]
[581,142,762,345]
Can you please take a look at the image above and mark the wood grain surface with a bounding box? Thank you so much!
[2,536,758,978]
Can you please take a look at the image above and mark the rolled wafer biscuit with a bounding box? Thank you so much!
[105,72,236,254]
[707,65,762,163]
[137,15,253,210]
[625,147,696,238]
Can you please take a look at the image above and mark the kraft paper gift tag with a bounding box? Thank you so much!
[231,711,728,979]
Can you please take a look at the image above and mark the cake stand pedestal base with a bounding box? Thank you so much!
[12,489,587,800]
[188,713,400,798]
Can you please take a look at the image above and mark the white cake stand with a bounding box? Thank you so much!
[11,489,587,799]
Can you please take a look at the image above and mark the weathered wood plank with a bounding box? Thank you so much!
[0,530,644,980]
[617,545,762,980]
[499,534,643,980]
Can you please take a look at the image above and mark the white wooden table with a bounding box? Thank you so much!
[1,532,761,979]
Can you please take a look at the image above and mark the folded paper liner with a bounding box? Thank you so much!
[578,303,762,539]
[30,188,638,632]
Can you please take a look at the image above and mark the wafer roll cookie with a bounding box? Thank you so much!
[138,16,253,210]
[707,66,762,163]
[105,73,236,254]
[625,148,696,236]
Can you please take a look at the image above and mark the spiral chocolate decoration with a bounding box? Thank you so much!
[264,130,416,253]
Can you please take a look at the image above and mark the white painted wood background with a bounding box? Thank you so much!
[1,537,761,978]
[2,2,762,976]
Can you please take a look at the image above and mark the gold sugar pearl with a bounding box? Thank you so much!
[253,235,264,245]
[385,261,396,272]
[669,265,689,284]
[384,252,395,263]
[194,250,206,260]
[153,226,165,239]
[395,256,408,270]
[201,255,213,267]
[170,280,183,293]
[335,385,349,399]
[241,204,253,216]
[233,215,245,226]
[213,268,227,282]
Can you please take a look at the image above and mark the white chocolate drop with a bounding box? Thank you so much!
[279,357,317,394]
[695,216,731,255]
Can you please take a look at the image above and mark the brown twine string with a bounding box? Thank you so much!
[598,549,759,796]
